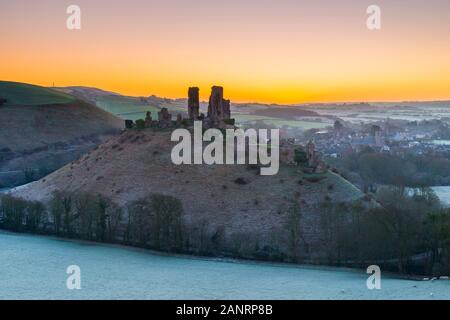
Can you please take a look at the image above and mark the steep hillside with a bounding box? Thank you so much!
[12,128,367,261]
[0,81,124,187]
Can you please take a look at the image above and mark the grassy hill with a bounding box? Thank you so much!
[12,128,367,261]
[96,95,161,121]
[0,82,75,106]
[0,81,124,187]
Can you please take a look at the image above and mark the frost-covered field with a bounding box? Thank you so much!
[432,140,450,146]
[0,232,449,300]
[432,186,450,207]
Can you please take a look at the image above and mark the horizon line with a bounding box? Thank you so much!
[2,79,450,107]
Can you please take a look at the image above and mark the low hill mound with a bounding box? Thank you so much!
[0,81,124,187]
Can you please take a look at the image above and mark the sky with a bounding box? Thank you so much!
[1,0,450,104]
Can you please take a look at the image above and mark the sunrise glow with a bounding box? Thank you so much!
[1,0,450,103]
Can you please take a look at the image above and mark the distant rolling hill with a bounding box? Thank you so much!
[57,86,337,130]
[0,81,124,187]
[55,86,173,121]
[54,86,119,106]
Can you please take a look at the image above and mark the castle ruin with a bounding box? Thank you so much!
[125,86,326,172]
[128,85,235,130]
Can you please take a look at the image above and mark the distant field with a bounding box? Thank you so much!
[95,95,190,121]
[233,103,270,112]
[431,186,450,207]
[0,81,75,106]
[95,98,332,129]
[95,95,159,121]
[85,90,332,129]
[318,106,450,124]
[234,114,331,130]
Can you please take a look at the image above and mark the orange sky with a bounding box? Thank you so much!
[1,0,450,104]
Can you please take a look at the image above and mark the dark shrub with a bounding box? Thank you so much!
[305,176,327,183]
[294,149,308,165]
[246,164,260,171]
[224,119,235,126]
[135,119,146,130]
[125,120,134,129]
[234,177,248,185]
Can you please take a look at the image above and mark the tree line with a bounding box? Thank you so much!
[0,191,184,252]
[314,187,450,276]
[333,147,450,189]
[1,187,449,276]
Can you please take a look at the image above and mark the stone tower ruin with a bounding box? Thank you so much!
[207,86,231,123]
[188,87,200,120]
